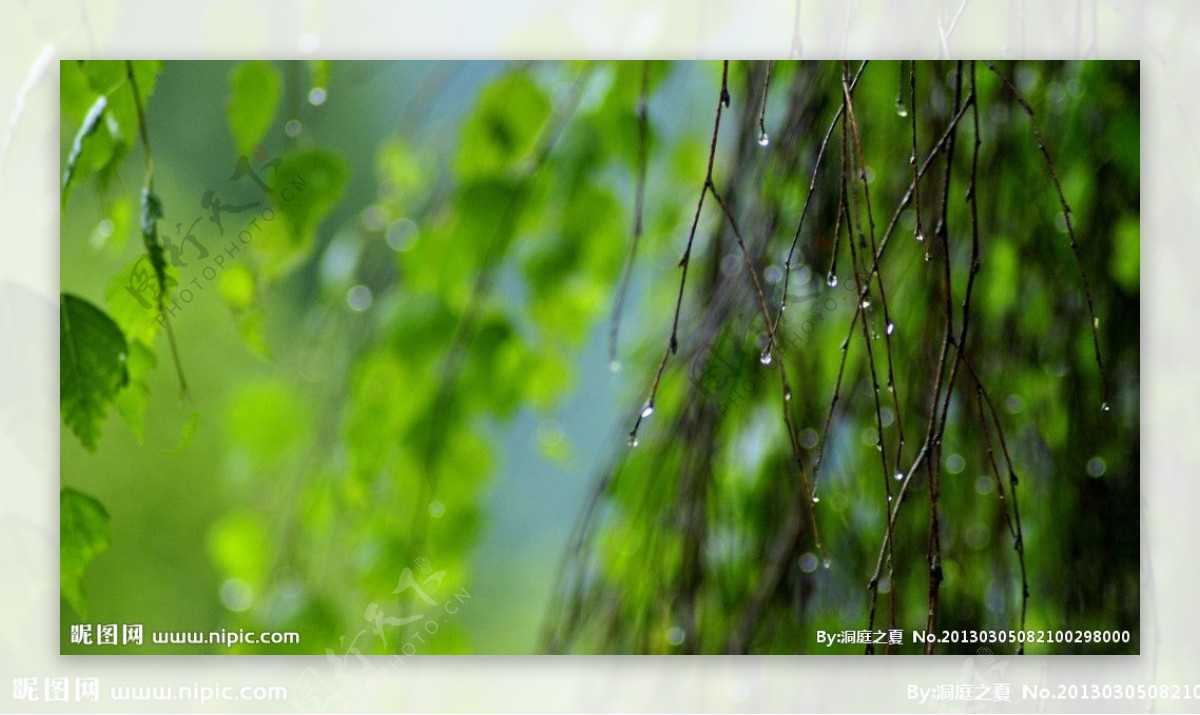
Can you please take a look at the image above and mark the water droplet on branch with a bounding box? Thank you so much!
[826,274,838,288]
[894,470,904,481]
[886,321,895,336]
[758,131,770,147]
[759,351,773,366]
[895,99,909,118]
[641,401,655,418]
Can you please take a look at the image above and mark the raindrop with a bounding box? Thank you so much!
[812,496,820,504]
[758,131,770,147]
[1093,316,1100,329]
[886,321,895,336]
[759,351,773,366]
[924,252,932,262]
[799,553,819,573]
[284,119,303,137]
[915,229,925,242]
[887,494,894,502]
[307,87,328,106]
[784,386,793,402]
[826,273,838,288]
[361,204,389,232]
[665,626,685,646]
[821,556,832,569]
[219,578,254,612]
[385,218,419,251]
[609,360,622,373]
[627,434,639,448]
[893,470,904,481]
[641,401,655,419]
[895,99,909,118]
[860,299,871,310]
[1101,401,1111,412]
[346,285,373,312]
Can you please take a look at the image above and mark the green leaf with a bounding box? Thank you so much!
[113,340,156,443]
[1109,215,1139,292]
[217,263,256,310]
[170,410,201,454]
[454,71,551,181]
[61,96,110,208]
[60,294,129,451]
[259,148,348,277]
[207,511,269,589]
[104,255,174,347]
[228,61,283,157]
[309,60,330,93]
[139,188,170,307]
[60,487,111,618]
[81,60,162,149]
[236,309,271,360]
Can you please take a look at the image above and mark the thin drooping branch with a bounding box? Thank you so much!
[775,61,866,340]
[708,183,822,566]
[921,60,964,654]
[126,60,189,401]
[756,60,773,146]
[954,344,1030,652]
[609,61,651,369]
[984,60,1109,411]
[910,61,930,260]
[628,61,730,446]
[840,63,899,649]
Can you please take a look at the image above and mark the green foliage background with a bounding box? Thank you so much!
[59,60,1138,654]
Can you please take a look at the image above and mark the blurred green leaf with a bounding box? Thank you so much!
[113,340,156,443]
[454,71,551,180]
[60,487,111,618]
[224,380,312,469]
[259,149,349,277]
[228,61,282,157]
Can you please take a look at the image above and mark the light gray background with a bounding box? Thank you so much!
[0,0,1183,712]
